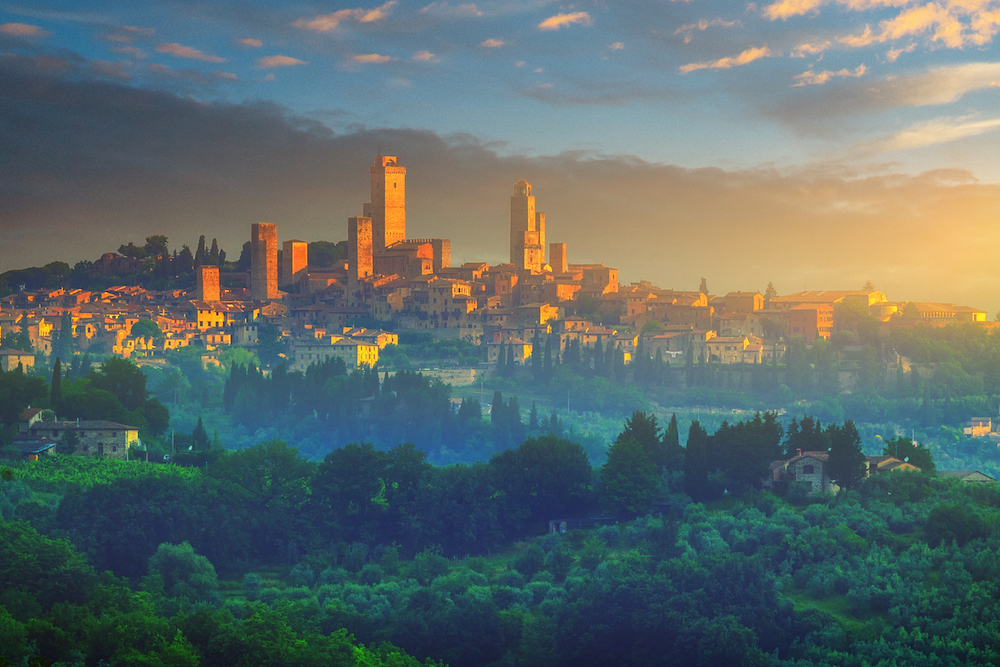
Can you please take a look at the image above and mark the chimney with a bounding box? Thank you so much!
[797,448,802,457]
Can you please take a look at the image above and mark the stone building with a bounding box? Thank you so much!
[24,420,140,460]
[196,265,220,302]
[281,240,308,287]
[510,180,545,272]
[365,155,407,253]
[251,222,278,301]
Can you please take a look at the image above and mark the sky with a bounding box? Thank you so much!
[1,0,999,313]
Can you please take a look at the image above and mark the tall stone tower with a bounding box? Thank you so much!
[196,265,220,302]
[366,155,406,253]
[281,240,308,287]
[250,222,278,301]
[549,243,567,274]
[349,216,374,279]
[510,180,544,272]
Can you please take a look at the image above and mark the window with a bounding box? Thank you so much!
[803,464,815,474]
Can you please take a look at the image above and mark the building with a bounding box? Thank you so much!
[348,216,374,303]
[0,349,35,372]
[549,242,567,274]
[251,222,278,301]
[196,265,220,302]
[510,180,545,272]
[281,240,308,287]
[24,420,140,460]
[365,155,406,253]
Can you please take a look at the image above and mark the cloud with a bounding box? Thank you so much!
[779,1,1000,50]
[4,59,1000,316]
[790,40,830,57]
[609,42,624,50]
[0,23,50,37]
[679,45,773,73]
[793,64,867,85]
[238,38,263,48]
[155,43,225,63]
[214,71,238,81]
[99,26,154,43]
[112,46,146,59]
[885,42,916,61]
[413,50,436,61]
[293,1,397,32]
[889,61,1000,106]
[351,53,394,64]
[866,114,1000,151]
[674,18,741,44]
[419,2,483,17]
[762,0,825,20]
[257,55,308,68]
[538,12,593,31]
[481,38,505,47]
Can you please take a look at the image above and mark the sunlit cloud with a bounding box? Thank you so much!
[674,18,741,44]
[609,42,624,50]
[214,71,238,81]
[112,46,146,59]
[238,38,263,48]
[0,22,50,37]
[790,40,831,57]
[481,38,504,47]
[680,45,773,73]
[793,63,867,85]
[887,61,1000,106]
[413,50,436,61]
[293,1,397,32]
[763,0,825,20]
[885,42,917,61]
[419,2,483,16]
[538,12,593,31]
[155,43,225,63]
[352,53,394,63]
[867,114,1000,152]
[257,55,308,68]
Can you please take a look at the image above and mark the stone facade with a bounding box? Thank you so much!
[510,180,545,272]
[196,265,220,302]
[549,242,567,273]
[26,420,140,460]
[251,222,278,301]
[367,155,406,252]
[281,240,308,287]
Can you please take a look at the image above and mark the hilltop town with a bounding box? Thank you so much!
[0,154,989,381]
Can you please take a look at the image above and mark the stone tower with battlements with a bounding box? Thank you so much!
[365,155,406,253]
[510,180,544,272]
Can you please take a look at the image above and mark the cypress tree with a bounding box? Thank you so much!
[529,400,539,431]
[532,328,542,380]
[50,358,62,407]
[684,420,709,501]
[594,336,604,376]
[192,416,209,450]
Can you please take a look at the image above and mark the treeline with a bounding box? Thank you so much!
[221,360,569,461]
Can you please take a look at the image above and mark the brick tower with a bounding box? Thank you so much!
[250,222,278,301]
[365,155,406,253]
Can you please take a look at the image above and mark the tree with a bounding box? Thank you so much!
[144,235,168,257]
[601,437,658,519]
[617,410,665,469]
[882,436,935,471]
[663,413,683,470]
[862,280,876,291]
[90,356,148,411]
[763,281,778,302]
[826,420,867,491]
[684,421,709,501]
[56,311,74,361]
[192,417,209,451]
[50,358,62,406]
[146,541,218,602]
[58,427,80,455]
[131,319,163,339]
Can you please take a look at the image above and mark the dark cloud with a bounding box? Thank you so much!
[3,55,1000,313]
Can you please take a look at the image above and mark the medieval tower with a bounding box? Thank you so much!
[510,180,544,272]
[250,222,278,301]
[365,155,406,253]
